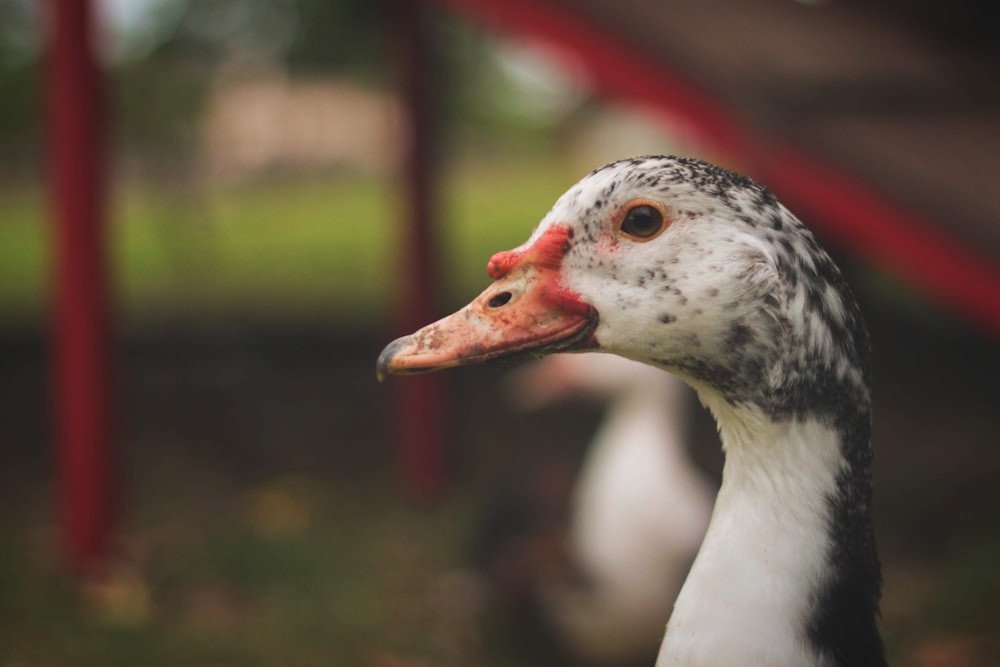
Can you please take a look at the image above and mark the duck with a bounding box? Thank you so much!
[377,155,886,666]
[503,353,715,664]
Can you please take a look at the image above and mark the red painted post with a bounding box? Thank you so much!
[47,0,114,574]
[392,0,447,504]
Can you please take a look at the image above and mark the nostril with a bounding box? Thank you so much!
[488,291,513,308]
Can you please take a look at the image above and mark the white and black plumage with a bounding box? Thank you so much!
[378,156,886,666]
[506,353,714,663]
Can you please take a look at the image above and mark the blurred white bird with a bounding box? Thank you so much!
[504,353,715,664]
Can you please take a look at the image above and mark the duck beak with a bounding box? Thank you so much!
[377,228,598,381]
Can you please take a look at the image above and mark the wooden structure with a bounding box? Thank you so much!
[424,0,1000,336]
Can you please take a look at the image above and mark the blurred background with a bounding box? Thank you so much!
[1,0,999,665]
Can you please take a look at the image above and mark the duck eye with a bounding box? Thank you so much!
[620,204,666,240]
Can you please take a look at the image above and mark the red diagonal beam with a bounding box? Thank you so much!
[48,0,115,574]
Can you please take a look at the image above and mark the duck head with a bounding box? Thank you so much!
[378,156,867,417]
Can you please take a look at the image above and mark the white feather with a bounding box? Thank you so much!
[657,404,843,667]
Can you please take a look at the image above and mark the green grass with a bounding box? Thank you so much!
[0,190,48,321]
[0,158,579,328]
[0,472,480,667]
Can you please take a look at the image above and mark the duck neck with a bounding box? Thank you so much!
[657,397,885,667]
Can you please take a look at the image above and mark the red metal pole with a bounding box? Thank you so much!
[393,0,447,504]
[47,0,114,574]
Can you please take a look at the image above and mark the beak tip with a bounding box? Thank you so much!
[376,336,407,383]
